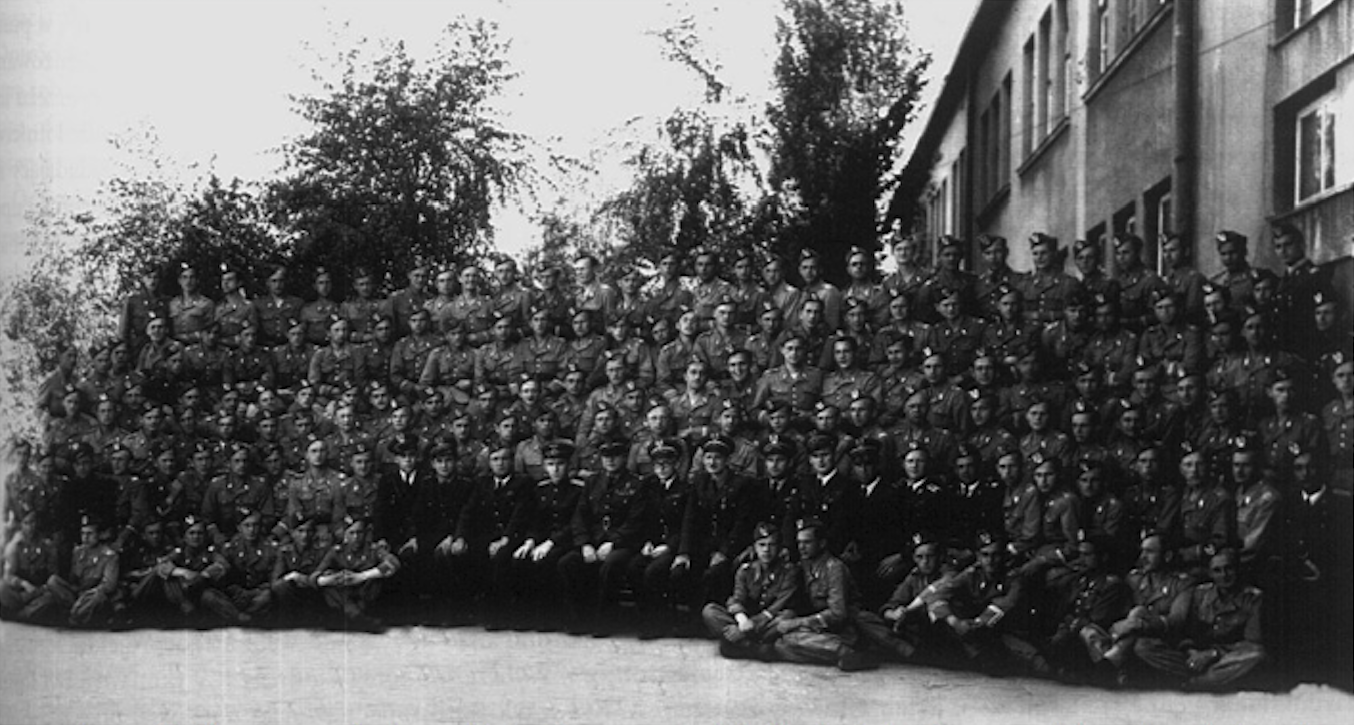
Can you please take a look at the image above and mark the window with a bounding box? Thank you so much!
[978,78,1010,206]
[1023,38,1035,158]
[1055,0,1070,122]
[1144,178,1173,273]
[1097,0,1111,75]
[1086,222,1107,263]
[1001,74,1012,182]
[1038,11,1052,139]
[1113,202,1137,238]
[1295,0,1337,28]
[1296,97,1338,204]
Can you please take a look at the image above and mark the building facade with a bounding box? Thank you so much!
[894,0,1352,300]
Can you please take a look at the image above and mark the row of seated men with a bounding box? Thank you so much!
[3,425,1349,690]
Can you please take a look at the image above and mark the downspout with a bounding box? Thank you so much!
[1173,0,1196,250]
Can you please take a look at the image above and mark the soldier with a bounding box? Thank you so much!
[643,251,694,324]
[339,267,383,345]
[629,439,696,635]
[254,266,304,349]
[702,521,800,660]
[270,517,328,624]
[1323,357,1353,494]
[314,517,399,631]
[1174,447,1236,575]
[1134,548,1266,690]
[918,236,978,323]
[693,298,747,380]
[923,286,987,378]
[1161,234,1207,325]
[1043,533,1131,682]
[1257,368,1323,467]
[1071,238,1119,307]
[464,442,534,626]
[384,258,431,338]
[120,266,167,354]
[1122,445,1182,543]
[821,337,882,413]
[1210,231,1256,314]
[847,438,908,607]
[1113,234,1165,333]
[885,235,930,306]
[974,234,1022,320]
[1097,533,1197,684]
[390,308,439,403]
[447,266,495,345]
[558,440,650,634]
[751,335,823,424]
[25,515,118,626]
[1140,289,1205,384]
[1019,233,1082,326]
[1231,436,1281,572]
[217,509,278,622]
[1271,222,1329,355]
[856,535,950,663]
[787,249,842,332]
[689,248,736,325]
[685,435,762,607]
[513,442,585,627]
[0,510,61,622]
[929,530,1051,676]
[843,246,890,328]
[298,267,340,346]
[198,442,272,544]
[572,254,619,324]
[771,518,875,670]
[517,306,567,382]
[169,263,216,345]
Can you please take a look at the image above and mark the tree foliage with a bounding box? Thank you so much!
[272,18,530,291]
[766,0,929,280]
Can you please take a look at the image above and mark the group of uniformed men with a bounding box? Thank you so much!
[4,223,1351,691]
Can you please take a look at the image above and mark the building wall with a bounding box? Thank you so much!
[905,0,1352,286]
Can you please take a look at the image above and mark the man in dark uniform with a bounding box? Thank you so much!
[558,440,650,634]
[974,234,1023,320]
[464,442,534,626]
[513,441,585,628]
[702,521,800,660]
[1270,222,1330,355]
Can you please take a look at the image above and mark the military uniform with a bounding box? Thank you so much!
[1177,486,1236,569]
[1134,581,1266,689]
[389,332,439,399]
[702,554,800,655]
[773,548,862,666]
[254,295,304,348]
[1018,270,1082,326]
[299,298,340,345]
[754,366,824,420]
[516,334,567,380]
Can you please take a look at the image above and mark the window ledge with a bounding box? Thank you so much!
[977,184,1011,225]
[1017,117,1071,177]
[1084,3,1174,105]
[1271,182,1354,221]
[1274,1,1342,47]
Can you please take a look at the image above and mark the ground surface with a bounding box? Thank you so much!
[1,620,1351,725]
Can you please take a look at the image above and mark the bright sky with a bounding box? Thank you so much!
[0,0,977,278]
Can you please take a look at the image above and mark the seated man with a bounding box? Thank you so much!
[0,510,61,623]
[314,517,399,631]
[702,522,800,660]
[28,515,119,627]
[1133,547,1266,690]
[771,518,876,671]
[855,534,951,663]
[1096,532,1196,684]
[928,530,1051,677]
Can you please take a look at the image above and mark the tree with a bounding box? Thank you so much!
[580,11,775,277]
[271,18,530,292]
[766,0,929,282]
